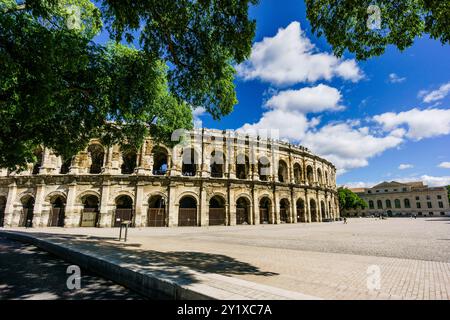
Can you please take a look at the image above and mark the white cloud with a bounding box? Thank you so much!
[236,21,363,86]
[192,107,206,128]
[265,84,344,113]
[418,175,450,187]
[438,162,450,169]
[301,122,404,171]
[398,164,414,170]
[388,73,406,83]
[419,82,450,103]
[239,109,310,142]
[373,108,450,140]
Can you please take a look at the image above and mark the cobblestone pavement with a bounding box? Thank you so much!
[4,217,450,300]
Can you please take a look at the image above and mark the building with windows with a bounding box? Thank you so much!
[0,129,339,228]
[345,181,450,217]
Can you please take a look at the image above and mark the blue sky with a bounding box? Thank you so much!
[95,1,450,187]
[194,0,450,187]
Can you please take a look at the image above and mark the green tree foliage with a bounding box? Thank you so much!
[0,0,257,169]
[337,187,368,212]
[305,0,450,60]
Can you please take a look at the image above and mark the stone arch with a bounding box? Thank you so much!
[44,191,67,204]
[259,196,272,224]
[293,163,302,184]
[121,147,137,174]
[152,146,169,175]
[75,190,101,206]
[236,153,249,179]
[209,195,226,226]
[80,193,100,227]
[310,198,318,222]
[258,156,271,181]
[279,198,290,223]
[296,198,306,222]
[306,165,314,184]
[176,191,200,205]
[181,147,200,176]
[113,194,134,227]
[178,195,198,226]
[236,196,251,225]
[48,195,66,227]
[147,193,167,227]
[278,160,288,183]
[19,195,35,227]
[87,143,105,174]
[210,150,226,178]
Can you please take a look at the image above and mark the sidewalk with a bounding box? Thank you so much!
[0,230,319,300]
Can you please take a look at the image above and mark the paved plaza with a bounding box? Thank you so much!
[3,217,450,299]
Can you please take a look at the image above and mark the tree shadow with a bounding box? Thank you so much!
[1,231,278,299]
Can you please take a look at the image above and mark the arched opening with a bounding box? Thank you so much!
[320,200,326,220]
[258,157,270,181]
[259,197,271,224]
[317,168,323,185]
[209,195,226,226]
[182,148,198,176]
[386,199,392,209]
[49,196,66,227]
[114,195,133,227]
[310,199,318,222]
[32,147,43,175]
[293,163,302,184]
[121,149,137,174]
[60,157,71,174]
[20,196,35,227]
[210,151,225,178]
[279,199,290,223]
[80,195,100,227]
[152,146,168,175]
[369,200,375,209]
[306,166,314,185]
[404,198,411,208]
[236,197,250,225]
[88,144,104,174]
[328,201,332,219]
[394,199,401,209]
[278,160,288,183]
[178,196,197,226]
[236,154,249,179]
[325,171,329,186]
[148,195,166,227]
[296,198,305,222]
[0,196,6,227]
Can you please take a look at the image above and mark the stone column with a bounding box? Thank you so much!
[33,182,46,227]
[252,189,259,225]
[228,186,236,226]
[167,184,177,227]
[99,180,111,227]
[200,187,208,226]
[4,181,17,227]
[305,190,311,223]
[134,182,145,227]
[273,189,280,224]
[290,189,296,223]
[65,182,78,227]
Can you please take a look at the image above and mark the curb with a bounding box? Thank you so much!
[0,231,212,300]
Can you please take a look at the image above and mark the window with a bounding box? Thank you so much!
[393,189,398,192]
[429,212,434,216]
[437,195,442,200]
[404,199,411,208]
[427,202,432,209]
[368,190,372,194]
[384,189,388,192]
[386,200,392,208]
[415,196,420,201]
[377,200,383,209]
[426,195,431,200]
[394,199,401,209]
[440,212,445,216]
[402,188,407,192]
[438,201,444,208]
[376,190,380,193]
[369,200,374,209]
[418,212,422,216]
[416,202,421,209]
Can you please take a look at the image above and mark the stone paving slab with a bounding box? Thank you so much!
[0,230,319,300]
[1,218,450,300]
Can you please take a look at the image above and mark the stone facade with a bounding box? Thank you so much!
[0,129,339,228]
[344,181,450,217]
